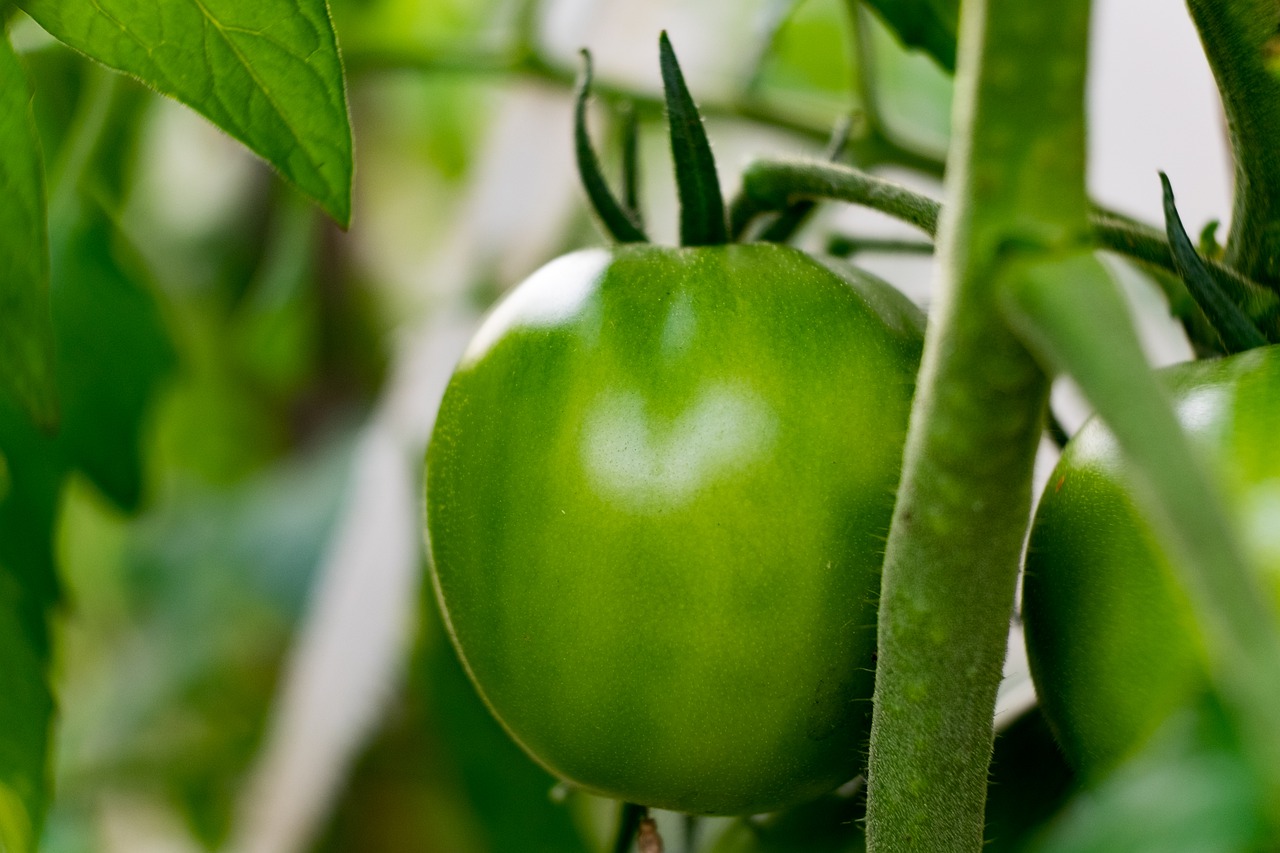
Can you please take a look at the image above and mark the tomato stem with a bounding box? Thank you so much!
[1187,0,1280,290]
[735,158,1280,342]
[864,0,1093,847]
[742,116,852,244]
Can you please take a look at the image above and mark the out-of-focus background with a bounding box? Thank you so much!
[15,0,1228,850]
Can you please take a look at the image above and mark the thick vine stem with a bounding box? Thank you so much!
[1187,0,1280,288]
[864,0,1092,848]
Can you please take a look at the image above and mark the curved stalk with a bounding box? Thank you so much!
[1187,0,1280,288]
[864,0,1093,848]
[735,158,1280,338]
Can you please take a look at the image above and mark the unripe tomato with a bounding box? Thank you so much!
[1022,346,1280,778]
[425,243,922,815]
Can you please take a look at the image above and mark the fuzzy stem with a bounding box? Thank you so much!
[1187,0,1280,288]
[864,0,1092,848]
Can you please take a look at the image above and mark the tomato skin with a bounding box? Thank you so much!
[1023,346,1280,778]
[425,243,922,816]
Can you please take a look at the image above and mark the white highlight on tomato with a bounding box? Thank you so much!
[580,381,778,512]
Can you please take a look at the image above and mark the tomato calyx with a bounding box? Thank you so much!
[576,33,730,248]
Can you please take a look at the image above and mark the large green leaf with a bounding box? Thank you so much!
[51,207,177,512]
[861,0,957,72]
[18,0,354,225]
[0,32,58,429]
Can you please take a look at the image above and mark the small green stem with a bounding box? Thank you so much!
[1187,0,1280,288]
[735,158,1280,338]
[735,158,939,236]
[342,46,946,177]
[826,235,934,257]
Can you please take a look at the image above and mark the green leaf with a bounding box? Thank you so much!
[50,205,177,512]
[659,31,727,246]
[17,0,354,226]
[861,0,958,73]
[0,31,59,430]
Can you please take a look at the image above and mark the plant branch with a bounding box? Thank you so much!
[1187,0,1280,288]
[735,158,1280,339]
[342,45,946,176]
[864,0,1092,847]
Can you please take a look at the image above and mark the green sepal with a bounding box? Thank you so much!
[1160,172,1268,353]
[659,32,728,246]
[573,51,648,244]
[617,101,643,228]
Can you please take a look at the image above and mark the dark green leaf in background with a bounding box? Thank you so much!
[0,31,59,429]
[17,0,355,226]
[860,0,957,73]
[0,577,51,853]
[50,206,177,512]
[0,402,64,853]
[1036,697,1267,853]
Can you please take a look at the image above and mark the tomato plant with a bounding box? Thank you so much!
[10,0,1280,851]
[424,40,924,815]
[1024,345,1280,777]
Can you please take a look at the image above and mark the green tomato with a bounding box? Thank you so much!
[1022,346,1280,778]
[425,243,923,816]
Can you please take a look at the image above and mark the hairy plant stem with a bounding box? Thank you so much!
[735,158,1280,340]
[864,0,1092,847]
[1187,0,1280,288]
[343,45,945,177]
